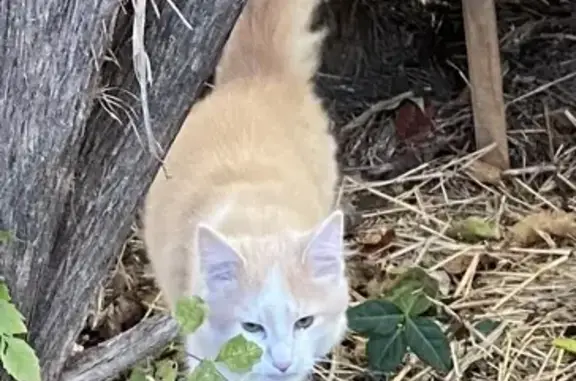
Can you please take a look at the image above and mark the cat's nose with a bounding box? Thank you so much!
[272,360,292,373]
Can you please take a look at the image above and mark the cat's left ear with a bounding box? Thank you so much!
[196,224,243,294]
[304,210,345,282]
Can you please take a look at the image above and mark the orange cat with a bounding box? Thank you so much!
[143,0,349,380]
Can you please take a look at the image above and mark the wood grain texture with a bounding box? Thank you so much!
[462,0,510,169]
[62,315,180,381]
[0,1,244,380]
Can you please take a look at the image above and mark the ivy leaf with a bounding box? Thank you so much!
[216,334,263,373]
[405,317,452,373]
[154,359,178,381]
[0,336,41,381]
[188,360,225,381]
[175,296,208,335]
[128,367,151,381]
[387,267,439,317]
[0,300,27,335]
[366,329,407,373]
[0,282,10,301]
[347,300,404,336]
[474,319,501,337]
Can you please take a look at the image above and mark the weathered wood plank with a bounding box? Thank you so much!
[0,1,244,380]
[462,0,510,169]
[62,315,180,381]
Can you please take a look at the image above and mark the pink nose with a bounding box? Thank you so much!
[273,360,292,372]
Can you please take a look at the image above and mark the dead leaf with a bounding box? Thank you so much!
[466,160,502,185]
[447,216,500,243]
[352,338,367,360]
[429,270,451,297]
[365,278,386,298]
[355,227,396,251]
[394,98,436,142]
[443,255,473,275]
[356,231,384,246]
[509,210,576,246]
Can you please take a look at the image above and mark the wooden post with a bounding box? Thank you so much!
[462,0,510,169]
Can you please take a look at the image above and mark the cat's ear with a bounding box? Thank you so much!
[196,224,243,293]
[304,210,345,282]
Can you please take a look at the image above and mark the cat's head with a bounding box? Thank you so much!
[195,210,349,381]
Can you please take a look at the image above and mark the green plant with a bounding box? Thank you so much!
[0,280,41,381]
[151,296,263,381]
[553,337,576,354]
[128,358,179,381]
[446,216,500,243]
[347,267,453,375]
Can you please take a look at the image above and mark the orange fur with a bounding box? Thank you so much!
[144,0,340,309]
[216,0,326,84]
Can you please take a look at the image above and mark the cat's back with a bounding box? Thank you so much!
[173,77,327,155]
[145,76,336,235]
[156,76,334,192]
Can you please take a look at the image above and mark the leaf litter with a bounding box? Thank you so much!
[509,210,576,246]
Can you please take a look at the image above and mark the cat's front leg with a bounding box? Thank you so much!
[183,334,203,374]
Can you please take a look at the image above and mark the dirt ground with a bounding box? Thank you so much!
[79,1,576,380]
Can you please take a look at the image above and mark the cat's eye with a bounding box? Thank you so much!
[295,316,314,329]
[241,322,265,333]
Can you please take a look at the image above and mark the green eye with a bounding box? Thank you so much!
[295,316,314,329]
[241,322,265,333]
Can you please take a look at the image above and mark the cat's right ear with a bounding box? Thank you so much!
[196,224,243,293]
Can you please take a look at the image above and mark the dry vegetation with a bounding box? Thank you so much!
[78,0,576,380]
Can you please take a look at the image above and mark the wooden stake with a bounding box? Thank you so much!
[462,0,510,169]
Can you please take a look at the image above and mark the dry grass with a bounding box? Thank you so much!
[325,146,576,381]
[84,103,576,381]
[80,0,576,380]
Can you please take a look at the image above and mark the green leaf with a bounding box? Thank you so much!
[0,282,10,301]
[0,231,12,245]
[553,338,576,354]
[387,267,439,316]
[0,336,41,381]
[175,296,208,335]
[366,329,407,373]
[474,319,500,337]
[188,360,225,381]
[216,334,263,373]
[154,359,178,381]
[128,367,151,381]
[347,300,404,336]
[0,300,27,335]
[446,216,499,243]
[405,317,452,373]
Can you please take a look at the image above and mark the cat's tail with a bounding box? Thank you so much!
[215,0,326,85]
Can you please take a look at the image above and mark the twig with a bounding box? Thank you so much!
[340,90,421,133]
[507,71,576,106]
[502,165,558,177]
[132,0,163,160]
[491,254,570,310]
[62,315,180,381]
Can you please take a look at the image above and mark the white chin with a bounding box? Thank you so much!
[258,374,308,381]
